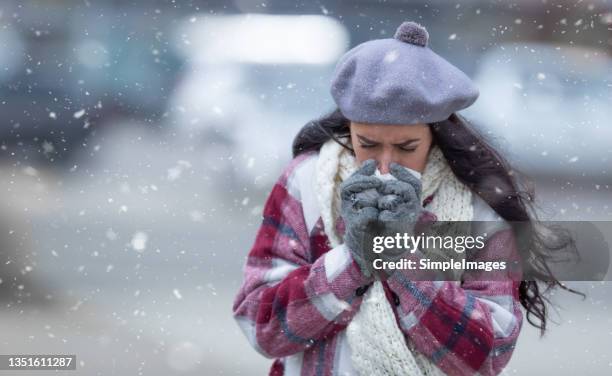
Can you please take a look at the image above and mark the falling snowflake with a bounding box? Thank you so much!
[42,141,54,154]
[173,288,183,300]
[384,49,399,63]
[131,232,148,252]
[167,160,193,181]
[73,109,86,119]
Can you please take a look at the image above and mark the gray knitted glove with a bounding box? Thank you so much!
[375,162,424,263]
[340,159,382,278]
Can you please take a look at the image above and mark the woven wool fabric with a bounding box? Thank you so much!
[315,139,473,375]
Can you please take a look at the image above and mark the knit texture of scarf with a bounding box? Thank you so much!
[315,139,474,376]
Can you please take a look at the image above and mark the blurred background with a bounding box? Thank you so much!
[0,0,610,374]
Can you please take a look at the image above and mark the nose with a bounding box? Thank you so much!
[378,163,389,174]
[377,153,393,174]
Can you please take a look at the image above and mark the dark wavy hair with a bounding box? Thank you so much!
[292,107,583,334]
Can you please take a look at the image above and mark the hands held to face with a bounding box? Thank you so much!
[340,159,424,279]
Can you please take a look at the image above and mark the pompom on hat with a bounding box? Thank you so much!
[330,21,479,125]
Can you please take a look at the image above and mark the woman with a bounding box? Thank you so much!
[232,21,573,376]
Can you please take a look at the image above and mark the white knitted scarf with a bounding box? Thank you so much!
[315,139,474,376]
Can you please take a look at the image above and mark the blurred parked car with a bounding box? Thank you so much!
[0,2,183,166]
[464,42,612,181]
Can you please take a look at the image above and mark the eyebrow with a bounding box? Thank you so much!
[356,134,420,146]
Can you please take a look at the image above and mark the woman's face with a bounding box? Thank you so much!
[349,122,433,174]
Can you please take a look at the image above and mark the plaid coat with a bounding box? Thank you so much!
[232,151,523,376]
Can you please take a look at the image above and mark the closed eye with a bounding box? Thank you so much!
[398,145,417,152]
[359,143,417,151]
[359,143,378,149]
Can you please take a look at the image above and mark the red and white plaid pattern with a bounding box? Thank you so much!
[232,151,523,376]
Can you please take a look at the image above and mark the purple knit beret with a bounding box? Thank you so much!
[330,21,479,125]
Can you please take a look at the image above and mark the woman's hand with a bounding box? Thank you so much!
[374,162,424,270]
[378,162,422,222]
[340,159,382,278]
